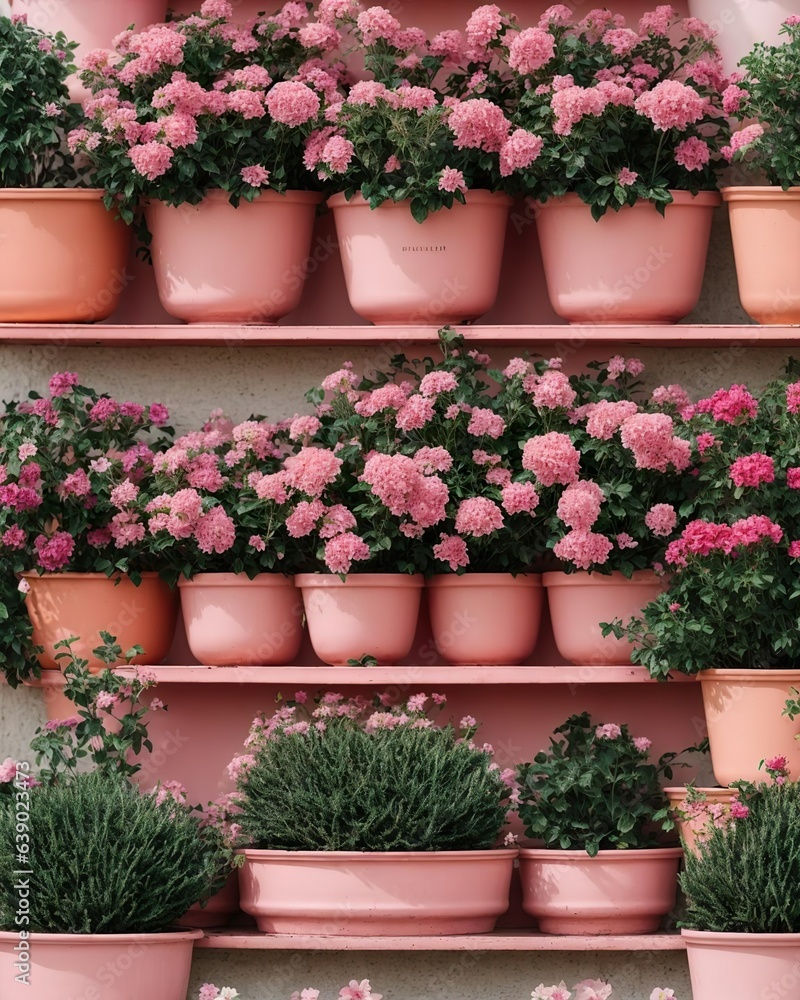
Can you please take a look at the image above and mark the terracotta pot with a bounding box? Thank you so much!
[144,190,322,323]
[722,187,800,324]
[664,786,735,855]
[0,928,201,999]
[0,189,130,322]
[22,572,179,671]
[295,573,424,666]
[178,573,303,666]
[699,669,800,785]
[683,929,800,1000]
[237,849,517,934]
[329,191,511,325]
[535,191,719,323]
[176,871,240,928]
[10,0,168,101]
[687,0,796,75]
[518,847,682,935]
[543,570,666,666]
[427,573,543,665]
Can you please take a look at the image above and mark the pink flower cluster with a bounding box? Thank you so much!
[665,515,784,565]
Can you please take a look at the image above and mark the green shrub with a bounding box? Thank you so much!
[236,694,510,851]
[681,778,800,933]
[0,772,223,933]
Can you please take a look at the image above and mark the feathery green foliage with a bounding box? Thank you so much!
[681,780,800,933]
[0,771,223,933]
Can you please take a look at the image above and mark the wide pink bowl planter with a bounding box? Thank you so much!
[177,871,240,928]
[427,573,543,665]
[0,928,201,999]
[699,668,800,785]
[664,786,735,855]
[237,849,517,934]
[683,929,800,1000]
[295,573,424,666]
[145,190,322,323]
[535,191,720,323]
[519,847,682,934]
[22,571,179,671]
[543,570,666,666]
[178,572,303,666]
[329,191,511,325]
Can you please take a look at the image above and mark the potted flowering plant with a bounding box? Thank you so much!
[721,19,800,323]
[516,713,685,935]
[0,635,227,1000]
[606,371,800,782]
[135,411,309,666]
[503,6,730,323]
[73,0,342,323]
[304,6,543,325]
[680,762,800,1000]
[664,783,746,855]
[0,372,178,675]
[233,691,516,934]
[0,13,130,322]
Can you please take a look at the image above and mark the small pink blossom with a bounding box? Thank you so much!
[595,723,622,740]
[241,165,270,187]
[438,167,467,194]
[617,167,638,186]
[433,533,470,570]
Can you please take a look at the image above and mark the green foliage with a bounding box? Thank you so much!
[0,15,82,186]
[0,569,40,687]
[516,713,682,856]
[237,698,509,851]
[0,771,222,933]
[681,780,800,933]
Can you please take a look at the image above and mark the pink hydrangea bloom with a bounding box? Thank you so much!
[60,469,91,497]
[396,394,436,431]
[286,499,326,537]
[721,123,765,161]
[321,135,355,172]
[522,432,580,486]
[635,80,708,132]
[241,165,270,186]
[639,5,674,36]
[193,506,236,554]
[110,511,145,548]
[551,85,607,135]
[620,413,690,471]
[266,81,320,125]
[722,84,748,115]
[467,407,505,439]
[433,532,470,570]
[355,383,409,416]
[554,528,613,569]
[419,371,458,396]
[48,371,79,397]
[697,384,758,422]
[110,480,139,509]
[787,381,800,413]
[530,370,577,409]
[728,453,775,488]
[384,154,401,172]
[616,532,638,549]
[557,480,605,530]
[34,531,75,571]
[323,531,370,573]
[585,400,639,440]
[128,141,174,179]
[503,358,530,378]
[413,446,453,474]
[617,167,638,186]
[465,4,503,45]
[501,481,540,515]
[596,723,622,740]
[447,98,510,152]
[787,468,800,489]
[2,526,26,549]
[675,136,710,171]
[790,541,800,558]
[438,166,467,193]
[508,27,556,74]
[645,503,677,536]
[356,6,401,44]
[602,28,640,55]
[633,737,652,753]
[730,799,750,819]
[284,447,342,495]
[454,497,504,536]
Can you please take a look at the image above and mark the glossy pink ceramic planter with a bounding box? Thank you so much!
[177,872,240,928]
[329,191,511,325]
[699,669,800,785]
[178,573,303,666]
[665,786,735,855]
[145,190,322,323]
[295,573,424,666]
[519,848,682,935]
[0,929,201,999]
[535,191,720,324]
[237,849,517,934]
[684,929,800,1000]
[427,573,543,665]
[543,570,666,667]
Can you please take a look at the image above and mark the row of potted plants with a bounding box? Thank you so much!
[6,3,800,327]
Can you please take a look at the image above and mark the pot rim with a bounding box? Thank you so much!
[722,186,800,201]
[236,848,519,860]
[145,189,324,208]
[681,928,800,944]
[178,572,294,588]
[0,928,203,944]
[539,190,721,209]
[0,188,108,201]
[542,570,663,588]
[698,668,800,681]
[518,847,684,860]
[663,786,733,797]
[428,572,542,588]
[21,571,162,581]
[328,191,513,210]
[295,573,424,588]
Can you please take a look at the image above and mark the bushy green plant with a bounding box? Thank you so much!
[0,14,81,186]
[516,713,685,856]
[234,692,511,851]
[0,770,222,933]
[681,771,800,933]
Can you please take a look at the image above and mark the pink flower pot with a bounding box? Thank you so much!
[518,847,682,935]
[144,190,323,323]
[328,191,511,325]
[687,0,796,75]
[0,190,130,322]
[683,929,800,1000]
[176,871,240,928]
[10,0,168,101]
[535,191,720,324]
[664,786,735,855]
[178,573,303,666]
[22,571,179,671]
[722,187,800,324]
[427,573,543,665]
[295,573,424,666]
[0,929,201,999]
[699,669,800,785]
[543,570,666,666]
[237,849,517,934]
